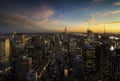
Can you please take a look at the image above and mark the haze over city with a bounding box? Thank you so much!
[0,0,120,33]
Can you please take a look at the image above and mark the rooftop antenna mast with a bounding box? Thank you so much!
[104,24,106,35]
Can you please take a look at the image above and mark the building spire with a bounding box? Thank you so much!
[104,24,106,35]
[65,27,67,33]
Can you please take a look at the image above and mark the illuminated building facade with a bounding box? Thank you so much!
[83,46,98,81]
[0,38,11,81]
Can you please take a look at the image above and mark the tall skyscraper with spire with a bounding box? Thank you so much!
[65,27,67,33]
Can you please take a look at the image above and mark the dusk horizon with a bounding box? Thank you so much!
[0,0,120,33]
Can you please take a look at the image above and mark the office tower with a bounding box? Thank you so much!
[99,35,111,81]
[0,38,11,81]
[109,48,120,81]
[25,36,44,68]
[83,45,98,81]
[0,38,11,62]
[69,36,77,51]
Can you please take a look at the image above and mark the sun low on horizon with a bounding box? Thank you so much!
[0,0,120,33]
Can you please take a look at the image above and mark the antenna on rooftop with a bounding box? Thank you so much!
[104,24,106,34]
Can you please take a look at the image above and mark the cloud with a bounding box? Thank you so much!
[32,5,54,19]
[91,0,106,4]
[0,13,47,27]
[113,1,120,6]
[0,5,55,29]
[94,21,120,27]
[0,19,20,26]
[86,16,95,24]
[101,10,120,16]
[103,21,120,24]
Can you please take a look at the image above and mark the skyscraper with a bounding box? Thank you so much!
[0,38,11,62]
[65,27,67,33]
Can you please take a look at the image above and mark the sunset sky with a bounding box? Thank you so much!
[0,0,120,33]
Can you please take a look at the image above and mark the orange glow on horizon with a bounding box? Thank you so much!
[65,23,120,33]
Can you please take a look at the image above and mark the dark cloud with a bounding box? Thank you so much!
[0,3,55,32]
[91,0,107,4]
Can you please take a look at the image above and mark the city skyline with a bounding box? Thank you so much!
[0,0,120,33]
